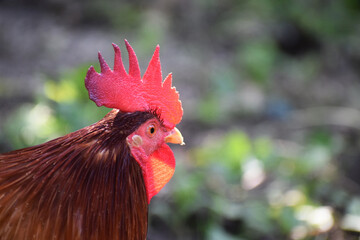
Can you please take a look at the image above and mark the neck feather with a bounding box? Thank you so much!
[0,109,154,239]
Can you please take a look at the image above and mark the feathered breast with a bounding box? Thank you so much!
[0,109,155,240]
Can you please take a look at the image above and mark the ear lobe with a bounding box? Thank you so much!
[131,135,143,147]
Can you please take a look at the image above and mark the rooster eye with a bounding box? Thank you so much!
[146,124,157,137]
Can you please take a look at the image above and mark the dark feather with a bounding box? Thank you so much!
[0,109,155,240]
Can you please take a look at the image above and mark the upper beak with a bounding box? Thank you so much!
[165,127,185,145]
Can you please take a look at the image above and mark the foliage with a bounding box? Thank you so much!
[4,65,109,149]
[158,129,352,239]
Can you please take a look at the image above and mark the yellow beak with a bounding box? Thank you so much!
[165,127,185,145]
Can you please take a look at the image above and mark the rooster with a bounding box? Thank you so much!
[0,40,184,240]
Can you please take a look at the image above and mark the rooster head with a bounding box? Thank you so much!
[85,40,184,203]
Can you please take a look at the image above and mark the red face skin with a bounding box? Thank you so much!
[126,118,183,203]
[127,119,168,161]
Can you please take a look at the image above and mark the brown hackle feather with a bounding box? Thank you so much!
[0,109,156,240]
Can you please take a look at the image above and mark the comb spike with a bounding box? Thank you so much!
[163,73,173,89]
[143,45,162,87]
[85,66,98,83]
[85,66,102,106]
[112,43,127,77]
[124,40,141,80]
[98,52,111,73]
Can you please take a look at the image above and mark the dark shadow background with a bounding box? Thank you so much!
[1,0,360,239]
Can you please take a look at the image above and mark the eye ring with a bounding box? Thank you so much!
[146,124,157,137]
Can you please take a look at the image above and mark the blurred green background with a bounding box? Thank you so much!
[1,0,360,239]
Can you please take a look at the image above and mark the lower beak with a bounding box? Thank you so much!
[165,127,185,145]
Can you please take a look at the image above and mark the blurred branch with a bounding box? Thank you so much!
[288,107,360,130]
[336,170,360,194]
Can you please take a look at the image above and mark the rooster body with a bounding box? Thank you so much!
[0,110,149,239]
[0,41,183,239]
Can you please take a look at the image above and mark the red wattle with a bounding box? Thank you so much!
[143,144,176,203]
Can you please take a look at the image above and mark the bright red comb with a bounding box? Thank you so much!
[85,40,183,128]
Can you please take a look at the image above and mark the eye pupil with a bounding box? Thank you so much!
[147,124,156,137]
